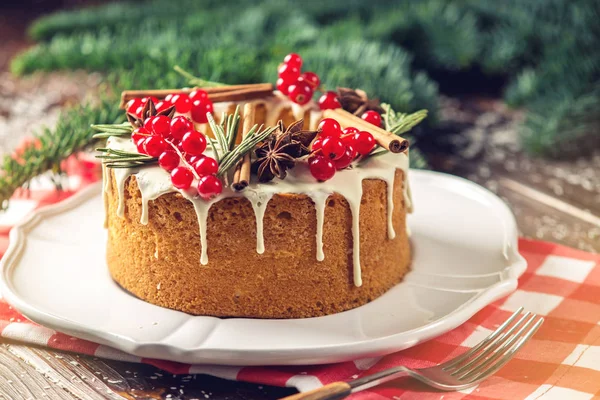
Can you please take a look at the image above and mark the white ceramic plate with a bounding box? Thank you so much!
[0,171,525,366]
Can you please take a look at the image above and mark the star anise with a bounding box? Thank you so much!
[126,99,175,128]
[251,119,317,183]
[337,87,385,116]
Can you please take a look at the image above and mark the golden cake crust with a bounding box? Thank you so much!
[105,169,411,318]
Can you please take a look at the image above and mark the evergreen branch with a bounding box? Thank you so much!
[0,100,123,210]
[173,65,228,88]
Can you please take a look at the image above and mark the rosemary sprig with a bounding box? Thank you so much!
[173,65,228,88]
[382,103,428,136]
[206,107,277,176]
[96,148,157,169]
[91,122,134,139]
[357,103,428,164]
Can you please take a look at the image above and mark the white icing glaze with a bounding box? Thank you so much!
[244,190,274,254]
[103,97,411,287]
[310,192,328,262]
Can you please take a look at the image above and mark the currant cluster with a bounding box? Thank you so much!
[126,89,214,124]
[276,53,321,105]
[308,118,376,181]
[132,114,223,199]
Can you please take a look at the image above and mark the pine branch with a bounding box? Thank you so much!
[0,99,123,210]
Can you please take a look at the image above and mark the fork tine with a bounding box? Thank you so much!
[447,310,531,374]
[457,314,541,381]
[467,317,544,382]
[442,307,525,370]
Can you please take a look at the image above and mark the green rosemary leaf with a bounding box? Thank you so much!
[91,123,133,139]
[217,124,276,176]
[206,112,229,159]
[95,147,157,168]
[206,134,220,162]
[382,103,428,136]
[91,122,133,132]
[173,65,227,88]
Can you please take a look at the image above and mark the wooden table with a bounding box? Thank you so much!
[1,75,599,399]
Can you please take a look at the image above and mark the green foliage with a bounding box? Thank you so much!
[10,0,600,170]
[0,97,124,208]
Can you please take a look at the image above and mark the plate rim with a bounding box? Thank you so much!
[0,171,527,365]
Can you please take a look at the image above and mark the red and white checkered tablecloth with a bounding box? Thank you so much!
[0,157,599,399]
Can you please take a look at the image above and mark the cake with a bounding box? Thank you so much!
[97,53,425,319]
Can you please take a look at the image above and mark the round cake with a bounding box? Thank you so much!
[99,69,423,318]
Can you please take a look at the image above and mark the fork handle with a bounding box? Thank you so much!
[279,382,352,400]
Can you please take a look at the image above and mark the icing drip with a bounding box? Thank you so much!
[347,192,363,287]
[310,192,328,261]
[384,173,396,240]
[103,97,411,286]
[102,164,109,228]
[187,196,212,265]
[245,190,274,254]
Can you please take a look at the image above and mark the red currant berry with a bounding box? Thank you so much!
[341,127,359,145]
[287,80,313,105]
[193,156,218,176]
[277,63,300,81]
[321,136,345,160]
[311,137,323,152]
[147,96,159,105]
[197,175,223,200]
[361,110,382,127]
[155,101,168,112]
[309,155,336,182]
[143,116,157,132]
[135,105,145,117]
[353,131,376,156]
[170,116,193,141]
[169,93,192,114]
[136,137,148,154]
[189,89,208,102]
[276,77,292,95]
[151,115,171,137]
[132,127,150,144]
[158,151,180,171]
[302,72,320,88]
[283,53,303,69]
[126,98,144,116]
[317,118,342,137]
[187,154,202,164]
[181,130,207,155]
[191,100,214,124]
[318,91,341,110]
[170,167,193,190]
[334,144,357,170]
[144,136,168,158]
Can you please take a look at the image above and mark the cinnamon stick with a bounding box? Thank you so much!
[232,103,257,191]
[119,83,274,108]
[323,109,409,153]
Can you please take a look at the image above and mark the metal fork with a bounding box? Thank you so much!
[281,307,543,400]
